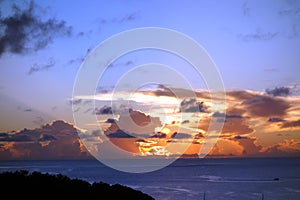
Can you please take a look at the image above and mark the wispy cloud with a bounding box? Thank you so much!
[242,2,251,16]
[98,12,140,25]
[28,58,55,75]
[17,105,33,112]
[0,1,72,56]
[238,30,279,41]
[108,60,134,68]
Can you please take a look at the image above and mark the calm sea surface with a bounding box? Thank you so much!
[1,158,300,200]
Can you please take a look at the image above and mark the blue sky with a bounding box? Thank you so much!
[0,0,299,131]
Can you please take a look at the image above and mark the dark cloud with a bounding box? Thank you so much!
[268,117,285,122]
[38,134,57,142]
[95,104,133,115]
[95,105,112,115]
[0,1,72,56]
[238,30,279,41]
[233,135,247,140]
[105,118,116,124]
[266,86,291,97]
[106,130,135,138]
[170,132,192,139]
[181,120,190,124]
[281,119,300,128]
[149,132,167,138]
[28,58,55,75]
[0,133,33,142]
[180,98,206,113]
[212,112,242,119]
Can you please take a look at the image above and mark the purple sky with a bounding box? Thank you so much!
[0,0,300,131]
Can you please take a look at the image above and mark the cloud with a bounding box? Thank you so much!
[266,86,291,97]
[95,105,112,115]
[0,120,90,160]
[170,132,192,139]
[198,112,253,135]
[223,118,254,135]
[212,112,243,119]
[32,116,45,126]
[243,95,290,117]
[0,1,72,56]
[108,60,134,68]
[105,118,116,124]
[231,136,262,156]
[268,117,285,122]
[278,8,300,16]
[238,30,279,41]
[106,130,135,138]
[28,58,55,75]
[264,139,300,157]
[17,105,33,112]
[242,2,251,16]
[179,98,206,113]
[116,110,162,135]
[0,133,33,142]
[281,119,300,128]
[98,12,139,25]
[66,48,92,67]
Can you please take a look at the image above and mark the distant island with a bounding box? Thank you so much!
[0,170,154,200]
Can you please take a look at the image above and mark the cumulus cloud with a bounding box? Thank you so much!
[116,110,162,135]
[0,120,90,160]
[0,1,72,56]
[266,86,291,97]
[231,136,262,156]
[264,139,300,157]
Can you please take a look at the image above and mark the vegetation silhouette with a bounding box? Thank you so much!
[0,170,154,199]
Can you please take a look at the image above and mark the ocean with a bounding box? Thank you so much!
[1,158,300,200]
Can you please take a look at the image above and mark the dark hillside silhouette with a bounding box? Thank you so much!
[0,170,154,200]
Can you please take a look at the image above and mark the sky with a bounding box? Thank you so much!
[0,0,300,161]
